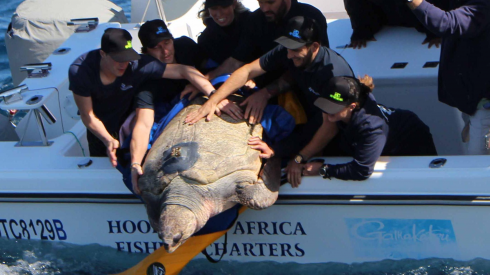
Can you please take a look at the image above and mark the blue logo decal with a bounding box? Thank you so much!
[289,30,301,39]
[345,218,459,260]
[308,87,319,96]
[120,83,133,91]
[156,26,167,35]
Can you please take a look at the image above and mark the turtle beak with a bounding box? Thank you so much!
[159,205,198,253]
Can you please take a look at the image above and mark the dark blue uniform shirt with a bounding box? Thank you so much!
[328,94,437,180]
[69,50,166,138]
[413,0,490,115]
[134,37,201,121]
[259,45,354,118]
[198,11,251,66]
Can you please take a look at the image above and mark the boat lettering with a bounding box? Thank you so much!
[107,220,156,234]
[349,220,453,243]
[115,241,164,254]
[203,221,307,257]
[233,221,307,236]
[205,242,305,257]
[0,219,67,241]
[345,218,459,259]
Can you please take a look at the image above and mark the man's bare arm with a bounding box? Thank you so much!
[73,94,119,166]
[300,113,339,159]
[206,57,244,80]
[287,113,338,188]
[163,64,215,96]
[185,58,266,124]
[265,70,294,98]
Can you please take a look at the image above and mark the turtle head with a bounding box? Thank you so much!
[159,205,198,253]
[140,191,199,253]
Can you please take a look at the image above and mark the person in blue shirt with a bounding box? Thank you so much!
[407,0,490,155]
[303,75,437,181]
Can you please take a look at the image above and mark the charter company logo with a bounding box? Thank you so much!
[290,30,301,39]
[125,41,132,49]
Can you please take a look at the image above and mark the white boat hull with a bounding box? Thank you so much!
[2,195,490,263]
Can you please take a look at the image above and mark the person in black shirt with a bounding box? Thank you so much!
[303,75,437,181]
[197,0,251,68]
[128,20,241,194]
[344,0,447,49]
[204,0,329,124]
[186,16,354,187]
[69,28,217,167]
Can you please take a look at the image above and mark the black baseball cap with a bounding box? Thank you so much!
[138,19,174,48]
[101,28,140,62]
[204,0,234,9]
[314,76,359,114]
[275,16,319,50]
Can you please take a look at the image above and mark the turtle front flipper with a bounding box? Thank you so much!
[236,158,281,210]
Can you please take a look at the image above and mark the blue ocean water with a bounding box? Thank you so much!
[1,0,490,274]
[2,237,490,275]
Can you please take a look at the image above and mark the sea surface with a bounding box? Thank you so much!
[1,0,490,274]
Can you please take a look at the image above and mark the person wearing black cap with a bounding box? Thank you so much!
[301,75,437,181]
[186,16,353,187]
[203,0,328,88]
[127,20,241,194]
[197,0,251,69]
[69,28,217,167]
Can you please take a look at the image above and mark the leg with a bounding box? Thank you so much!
[467,109,490,155]
[236,158,281,210]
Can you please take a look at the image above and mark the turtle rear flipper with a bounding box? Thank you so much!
[236,158,281,210]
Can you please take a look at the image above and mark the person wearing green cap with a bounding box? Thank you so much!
[69,28,217,167]
[302,75,437,181]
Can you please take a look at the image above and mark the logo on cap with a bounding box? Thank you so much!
[125,41,132,49]
[290,30,301,39]
[330,92,344,102]
[156,26,167,35]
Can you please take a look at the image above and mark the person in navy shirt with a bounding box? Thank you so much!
[407,0,490,155]
[186,16,353,187]
[128,20,240,194]
[197,0,251,70]
[303,76,437,181]
[69,28,217,166]
[344,0,447,49]
[205,0,329,106]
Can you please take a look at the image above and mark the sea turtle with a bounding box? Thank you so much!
[138,97,281,253]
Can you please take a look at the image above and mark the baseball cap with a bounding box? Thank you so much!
[204,0,234,9]
[101,28,140,62]
[314,76,359,114]
[138,19,174,48]
[275,16,319,50]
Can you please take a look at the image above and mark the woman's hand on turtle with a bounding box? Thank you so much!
[302,162,323,176]
[285,159,303,188]
[131,164,143,195]
[180,84,201,100]
[217,99,243,121]
[248,136,274,159]
[185,100,218,124]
